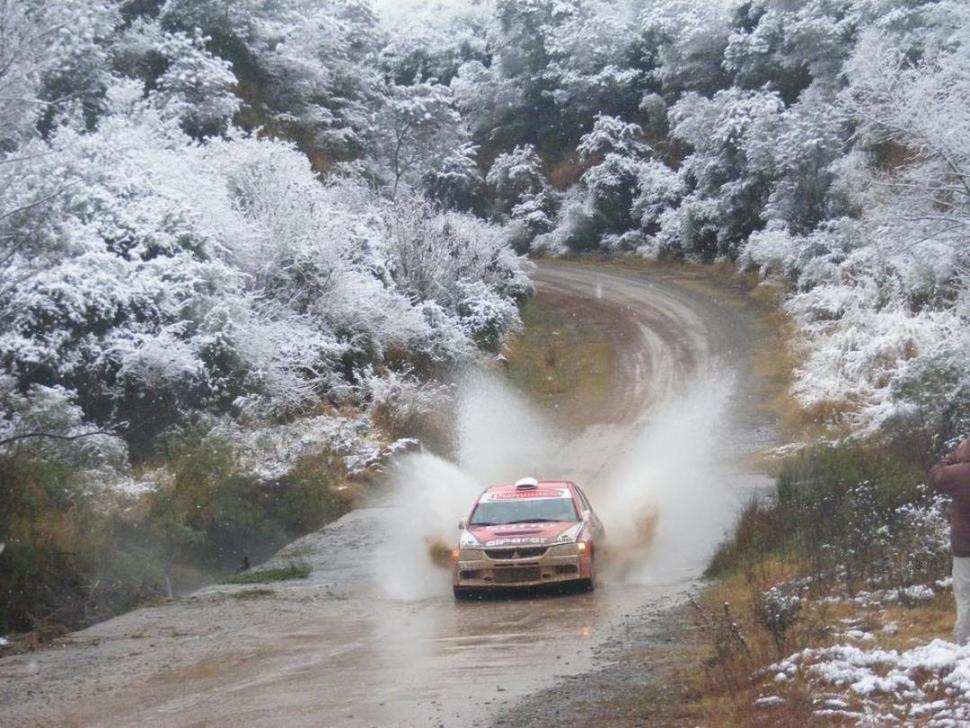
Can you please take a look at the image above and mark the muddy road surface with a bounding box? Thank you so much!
[0,260,776,727]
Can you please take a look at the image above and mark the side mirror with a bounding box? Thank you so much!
[458,518,466,530]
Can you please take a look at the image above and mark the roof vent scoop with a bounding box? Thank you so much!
[514,477,539,490]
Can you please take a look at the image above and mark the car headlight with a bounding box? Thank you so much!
[459,530,483,548]
[549,541,585,556]
[550,523,585,546]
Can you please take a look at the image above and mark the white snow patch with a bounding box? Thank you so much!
[762,639,970,724]
[755,695,785,707]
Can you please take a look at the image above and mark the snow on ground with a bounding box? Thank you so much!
[760,639,970,725]
[213,413,405,481]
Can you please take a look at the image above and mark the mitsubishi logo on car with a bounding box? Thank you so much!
[511,550,520,559]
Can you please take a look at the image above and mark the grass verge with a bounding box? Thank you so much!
[504,293,617,428]
[222,562,311,585]
[678,442,953,725]
[0,429,350,645]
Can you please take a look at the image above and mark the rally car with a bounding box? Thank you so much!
[452,477,605,598]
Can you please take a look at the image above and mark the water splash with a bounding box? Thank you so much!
[374,369,563,600]
[372,453,479,600]
[374,365,746,599]
[594,370,738,584]
[454,368,563,484]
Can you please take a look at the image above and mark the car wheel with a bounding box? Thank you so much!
[579,553,596,592]
[453,586,474,600]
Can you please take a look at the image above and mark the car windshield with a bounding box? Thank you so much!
[470,498,578,526]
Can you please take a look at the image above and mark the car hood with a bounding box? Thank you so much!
[467,521,581,547]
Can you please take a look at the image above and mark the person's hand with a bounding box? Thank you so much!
[954,438,970,463]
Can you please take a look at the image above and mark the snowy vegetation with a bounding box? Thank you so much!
[0,1,531,484]
[311,0,968,448]
[0,0,533,631]
[2,0,968,643]
[450,0,970,445]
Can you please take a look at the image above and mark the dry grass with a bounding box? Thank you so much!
[230,588,277,600]
[677,554,957,727]
[504,293,618,429]
[545,152,590,189]
[222,562,311,585]
[879,594,955,649]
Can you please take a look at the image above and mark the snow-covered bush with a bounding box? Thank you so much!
[422,145,485,214]
[543,115,653,252]
[487,145,555,218]
[113,22,239,137]
[0,51,530,461]
[159,0,384,158]
[754,586,803,657]
[486,145,559,251]
[0,375,126,472]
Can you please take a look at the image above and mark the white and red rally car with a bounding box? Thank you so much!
[452,477,605,598]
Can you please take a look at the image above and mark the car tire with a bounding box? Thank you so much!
[578,554,596,592]
[453,586,474,600]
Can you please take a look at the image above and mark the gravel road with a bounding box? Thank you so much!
[0,260,775,728]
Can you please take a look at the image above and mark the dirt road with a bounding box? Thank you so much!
[0,261,776,727]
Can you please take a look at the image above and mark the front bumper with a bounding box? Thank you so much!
[453,545,592,589]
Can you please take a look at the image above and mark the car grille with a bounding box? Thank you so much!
[493,566,541,583]
[485,547,548,560]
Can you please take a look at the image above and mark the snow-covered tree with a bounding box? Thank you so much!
[486,145,558,250]
[541,115,652,252]
[487,145,551,218]
[636,0,735,96]
[422,144,485,214]
[577,114,651,161]
[378,3,489,85]
[158,0,384,161]
[371,80,469,195]
[113,20,239,137]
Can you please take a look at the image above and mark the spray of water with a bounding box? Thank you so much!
[454,369,563,484]
[374,365,745,599]
[373,369,562,600]
[593,371,737,584]
[372,453,479,600]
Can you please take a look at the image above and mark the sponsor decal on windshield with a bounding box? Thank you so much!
[480,488,570,501]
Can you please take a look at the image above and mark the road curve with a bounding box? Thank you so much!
[0,261,775,728]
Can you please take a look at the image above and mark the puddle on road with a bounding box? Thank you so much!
[361,583,681,728]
